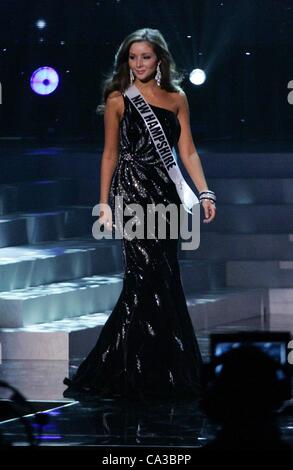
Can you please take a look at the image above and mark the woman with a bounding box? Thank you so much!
[64,28,216,401]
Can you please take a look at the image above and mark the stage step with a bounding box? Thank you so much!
[57,205,95,238]
[0,152,57,184]
[268,288,293,316]
[16,178,78,211]
[0,205,96,246]
[180,259,226,293]
[0,185,18,215]
[207,178,293,204]
[0,238,123,292]
[226,260,293,288]
[200,204,293,233]
[180,233,293,260]
[0,178,78,215]
[0,248,223,294]
[0,256,224,329]
[187,287,268,331]
[199,152,293,178]
[0,274,123,328]
[0,211,65,244]
[268,314,293,331]
[0,287,267,360]
[0,311,111,360]
[0,217,28,248]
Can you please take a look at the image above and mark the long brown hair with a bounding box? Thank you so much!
[96,28,184,114]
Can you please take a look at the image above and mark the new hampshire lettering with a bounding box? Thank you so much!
[132,94,176,170]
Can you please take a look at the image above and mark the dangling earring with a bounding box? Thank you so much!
[129,68,135,85]
[155,62,162,87]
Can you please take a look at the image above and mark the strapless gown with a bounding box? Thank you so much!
[63,92,203,401]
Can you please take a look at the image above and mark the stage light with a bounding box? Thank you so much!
[36,19,46,29]
[189,68,206,86]
[30,66,59,96]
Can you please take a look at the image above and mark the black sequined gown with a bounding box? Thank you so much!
[63,92,203,400]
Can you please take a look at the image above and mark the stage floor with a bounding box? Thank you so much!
[1,315,292,449]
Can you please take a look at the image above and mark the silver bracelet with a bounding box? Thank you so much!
[199,190,216,204]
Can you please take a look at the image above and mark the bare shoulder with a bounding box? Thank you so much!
[107,90,123,101]
[170,89,189,118]
[106,90,124,107]
[175,88,188,107]
[161,88,187,114]
[105,90,124,118]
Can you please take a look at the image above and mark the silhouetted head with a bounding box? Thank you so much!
[202,345,287,424]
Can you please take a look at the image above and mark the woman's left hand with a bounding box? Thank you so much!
[201,200,217,223]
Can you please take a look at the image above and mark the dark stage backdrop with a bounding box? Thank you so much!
[0,0,292,143]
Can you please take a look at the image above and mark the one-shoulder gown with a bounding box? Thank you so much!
[63,91,203,400]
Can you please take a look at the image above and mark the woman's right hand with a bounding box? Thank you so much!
[98,203,113,231]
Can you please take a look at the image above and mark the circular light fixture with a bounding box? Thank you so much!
[30,66,59,95]
[36,19,46,29]
[189,68,206,86]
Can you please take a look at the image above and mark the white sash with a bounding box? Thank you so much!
[124,84,199,213]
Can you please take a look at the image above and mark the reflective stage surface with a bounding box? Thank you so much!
[1,317,293,449]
